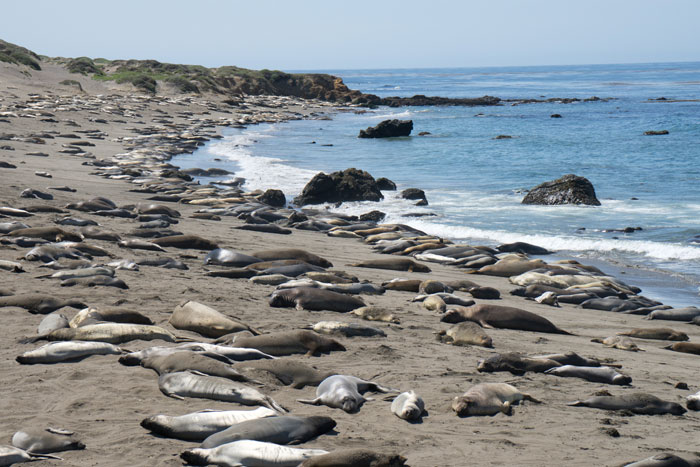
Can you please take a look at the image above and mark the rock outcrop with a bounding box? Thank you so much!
[376,177,397,191]
[359,120,413,138]
[521,174,601,206]
[293,168,383,206]
[258,189,286,207]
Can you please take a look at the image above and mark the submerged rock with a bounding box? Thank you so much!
[522,174,601,206]
[293,168,383,206]
[359,119,413,138]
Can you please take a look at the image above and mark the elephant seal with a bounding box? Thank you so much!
[118,239,166,251]
[568,393,686,415]
[591,336,642,351]
[136,257,188,269]
[497,242,551,255]
[0,446,61,465]
[299,449,407,467]
[617,328,689,341]
[441,304,572,335]
[252,249,333,268]
[310,321,386,338]
[687,391,700,411]
[270,287,365,312]
[140,407,277,441]
[79,226,121,241]
[204,248,261,267]
[624,453,699,467]
[452,383,541,416]
[545,365,632,385]
[8,226,82,242]
[476,257,547,277]
[531,352,603,367]
[418,280,451,294]
[299,375,397,413]
[140,351,253,382]
[349,258,431,272]
[119,343,274,367]
[158,371,286,412]
[11,428,85,454]
[152,234,218,250]
[645,307,700,321]
[260,263,326,277]
[200,415,336,449]
[69,307,153,327]
[24,245,85,262]
[236,359,336,389]
[391,391,425,421]
[60,276,128,289]
[467,286,500,299]
[0,294,86,314]
[476,353,563,375]
[181,440,327,467]
[422,295,446,312]
[350,306,400,324]
[37,313,69,335]
[382,279,422,292]
[665,342,700,355]
[170,300,258,338]
[16,341,123,364]
[231,330,345,357]
[30,323,182,344]
[437,322,493,348]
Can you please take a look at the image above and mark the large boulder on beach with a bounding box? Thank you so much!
[258,189,286,207]
[293,168,383,206]
[522,174,601,206]
[359,119,413,138]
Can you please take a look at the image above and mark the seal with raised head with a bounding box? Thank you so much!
[567,393,686,415]
[11,428,85,454]
[545,365,632,385]
[231,330,345,357]
[270,287,365,312]
[437,322,493,348]
[452,383,541,416]
[299,449,407,467]
[441,304,572,335]
[181,440,327,467]
[299,375,397,413]
[169,300,258,338]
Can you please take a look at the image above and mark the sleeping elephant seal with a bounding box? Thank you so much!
[591,336,642,352]
[452,383,541,416]
[231,330,345,356]
[237,359,336,389]
[617,328,689,341]
[9,226,82,242]
[568,393,686,415]
[665,342,700,356]
[0,293,86,314]
[441,304,572,335]
[391,391,425,421]
[152,234,218,250]
[252,248,333,268]
[205,248,262,267]
[299,375,397,413]
[437,322,493,348]
[170,300,258,338]
[349,258,431,273]
[545,365,632,385]
[476,353,562,375]
[269,287,365,312]
[200,415,336,449]
[300,449,407,467]
[11,428,85,454]
[181,440,327,467]
[140,351,254,383]
[69,306,153,327]
[623,453,698,467]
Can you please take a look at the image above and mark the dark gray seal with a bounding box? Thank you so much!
[270,287,365,312]
[236,359,336,389]
[230,330,345,356]
[152,234,218,250]
[299,449,407,467]
[141,351,254,383]
[349,258,431,272]
[252,248,333,268]
[567,393,686,415]
[441,304,572,335]
[476,352,563,375]
[0,294,86,314]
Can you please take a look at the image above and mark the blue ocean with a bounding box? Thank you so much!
[178,62,700,306]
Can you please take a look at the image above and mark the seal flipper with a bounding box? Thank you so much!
[478,320,495,329]
[523,394,542,404]
[566,400,586,407]
[264,396,288,414]
[298,397,323,405]
[46,427,74,435]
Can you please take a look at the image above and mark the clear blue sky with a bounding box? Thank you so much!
[4,0,699,71]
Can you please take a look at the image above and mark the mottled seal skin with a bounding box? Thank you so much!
[623,453,698,467]
[270,287,365,312]
[236,359,336,389]
[545,365,632,385]
[11,428,85,454]
[0,294,86,314]
[60,276,128,289]
[200,415,336,449]
[437,322,493,348]
[350,306,400,324]
[169,300,258,338]
[181,440,327,467]
[349,258,431,273]
[452,383,541,416]
[140,351,253,383]
[311,321,386,338]
[299,375,397,413]
[665,342,700,355]
[252,248,333,268]
[568,393,687,415]
[232,330,345,357]
[591,335,642,351]
[617,328,689,341]
[391,391,425,421]
[441,304,572,335]
[299,449,407,467]
[152,234,218,250]
[477,353,562,375]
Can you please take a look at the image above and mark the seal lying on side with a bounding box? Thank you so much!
[0,294,86,314]
[452,383,541,416]
[545,365,632,385]
[665,342,700,355]
[348,258,431,272]
[0,446,61,465]
[441,304,572,335]
[299,449,407,467]
[310,321,386,338]
[200,415,336,449]
[181,440,327,467]
[252,248,333,268]
[437,322,493,348]
[623,453,699,467]
[270,287,365,312]
[591,336,642,352]
[391,391,425,421]
[617,328,689,341]
[11,428,85,454]
[170,300,258,338]
[69,307,153,327]
[299,375,397,413]
[140,407,278,441]
[29,323,182,344]
[236,359,336,389]
[17,341,124,364]
[152,234,218,250]
[231,330,345,357]
[140,351,254,383]
[477,353,563,375]
[568,393,686,415]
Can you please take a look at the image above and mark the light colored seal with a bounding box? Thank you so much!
[299,449,407,467]
[422,295,446,312]
[170,300,258,338]
[29,323,182,344]
[181,440,327,467]
[545,365,632,385]
[205,248,262,267]
[391,391,425,421]
[437,322,493,348]
[452,383,541,416]
[140,407,277,441]
[37,313,69,335]
[441,304,572,335]
[591,336,642,352]
[350,306,400,324]
[299,375,397,413]
[11,428,85,454]
[310,321,386,338]
[348,258,431,273]
[624,453,698,467]
[16,341,123,364]
[687,391,700,411]
[567,393,686,415]
[0,446,61,465]
[645,306,700,321]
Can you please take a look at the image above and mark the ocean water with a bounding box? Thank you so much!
[177,62,700,306]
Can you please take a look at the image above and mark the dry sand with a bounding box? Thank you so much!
[1,62,699,467]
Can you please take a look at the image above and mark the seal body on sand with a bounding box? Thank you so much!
[350,306,400,324]
[624,453,698,467]
[181,440,327,467]
[437,322,493,348]
[140,407,278,441]
[152,234,218,250]
[545,365,632,385]
[591,335,642,351]
[17,341,123,364]
[200,415,336,449]
[270,287,365,312]
[0,294,86,314]
[170,300,257,338]
[11,428,85,454]
[441,304,572,335]
[252,248,333,268]
[349,258,431,272]
[391,391,425,421]
[37,313,69,334]
[0,446,60,465]
[69,307,153,327]
[645,307,700,321]
[477,353,562,375]
[141,351,253,382]
[665,342,700,355]
[35,323,180,344]
[311,321,386,338]
[299,449,407,467]
[299,375,397,413]
[617,328,689,341]
[205,248,261,267]
[452,383,541,416]
[231,330,345,357]
[568,393,686,415]
[532,351,602,367]
[382,279,422,292]
[236,359,336,389]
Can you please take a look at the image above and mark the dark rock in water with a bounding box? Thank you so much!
[418,131,431,136]
[359,210,386,222]
[551,114,563,118]
[415,199,429,206]
[644,130,669,136]
[376,177,397,191]
[358,119,413,138]
[293,168,383,205]
[497,242,552,255]
[258,189,286,207]
[522,174,601,206]
[401,188,427,201]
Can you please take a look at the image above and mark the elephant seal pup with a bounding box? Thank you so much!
[140,407,277,441]
[170,300,259,338]
[252,248,333,268]
[441,304,572,335]
[299,375,398,413]
[350,306,400,324]
[476,352,562,375]
[391,391,425,421]
[618,328,689,341]
[270,287,365,312]
[568,393,686,415]
[231,330,345,357]
[158,371,286,412]
[349,258,431,272]
[181,440,328,467]
[422,295,446,312]
[152,234,218,250]
[545,365,632,385]
[205,248,262,267]
[11,428,85,454]
[452,383,541,416]
[200,415,336,449]
[16,341,124,364]
[687,391,700,411]
[665,342,700,355]
[69,307,153,327]
[236,359,336,389]
[140,351,254,382]
[0,294,86,314]
[437,322,493,348]
[118,239,166,252]
[591,336,642,351]
[624,453,698,467]
[300,449,407,467]
[310,321,386,338]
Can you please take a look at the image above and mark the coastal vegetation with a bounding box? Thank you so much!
[0,39,42,70]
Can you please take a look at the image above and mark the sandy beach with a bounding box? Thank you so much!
[2,61,700,467]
